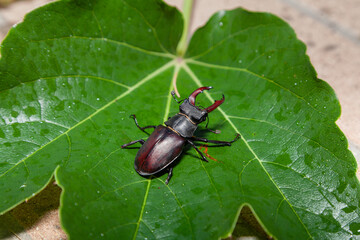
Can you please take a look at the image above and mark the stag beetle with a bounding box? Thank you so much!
[121,87,240,184]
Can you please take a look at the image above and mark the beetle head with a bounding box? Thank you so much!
[179,86,224,124]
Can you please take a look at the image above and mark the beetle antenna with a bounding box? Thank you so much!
[171,91,185,104]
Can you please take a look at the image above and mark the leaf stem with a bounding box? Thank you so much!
[176,0,193,57]
[172,61,181,97]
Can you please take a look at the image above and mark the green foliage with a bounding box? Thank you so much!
[0,0,359,239]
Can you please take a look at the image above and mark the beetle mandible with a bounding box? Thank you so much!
[121,86,240,184]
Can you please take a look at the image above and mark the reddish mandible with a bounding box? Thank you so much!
[121,87,240,184]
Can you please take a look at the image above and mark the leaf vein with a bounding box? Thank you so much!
[86,147,122,175]
[120,0,169,54]
[28,36,174,58]
[263,161,338,207]
[92,10,104,38]
[228,115,349,167]
[238,158,256,195]
[40,74,131,89]
[190,24,275,60]
[199,160,223,208]
[183,63,314,239]
[186,59,324,115]
[64,133,71,166]
[0,60,175,179]
[157,178,194,240]
[133,179,151,240]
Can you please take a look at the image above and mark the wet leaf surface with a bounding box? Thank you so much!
[0,0,359,239]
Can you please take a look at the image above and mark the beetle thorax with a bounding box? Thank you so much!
[164,99,207,138]
[179,99,208,124]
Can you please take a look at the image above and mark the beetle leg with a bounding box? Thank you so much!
[205,128,221,134]
[165,167,173,185]
[204,117,221,134]
[130,115,156,134]
[121,139,145,148]
[187,140,209,162]
[205,117,221,134]
[191,134,240,146]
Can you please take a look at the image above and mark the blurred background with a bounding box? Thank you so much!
[0,0,359,239]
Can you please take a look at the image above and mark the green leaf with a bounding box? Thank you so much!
[1,0,359,239]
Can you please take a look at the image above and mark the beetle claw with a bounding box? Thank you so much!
[204,94,225,113]
[188,87,225,112]
[188,86,213,105]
